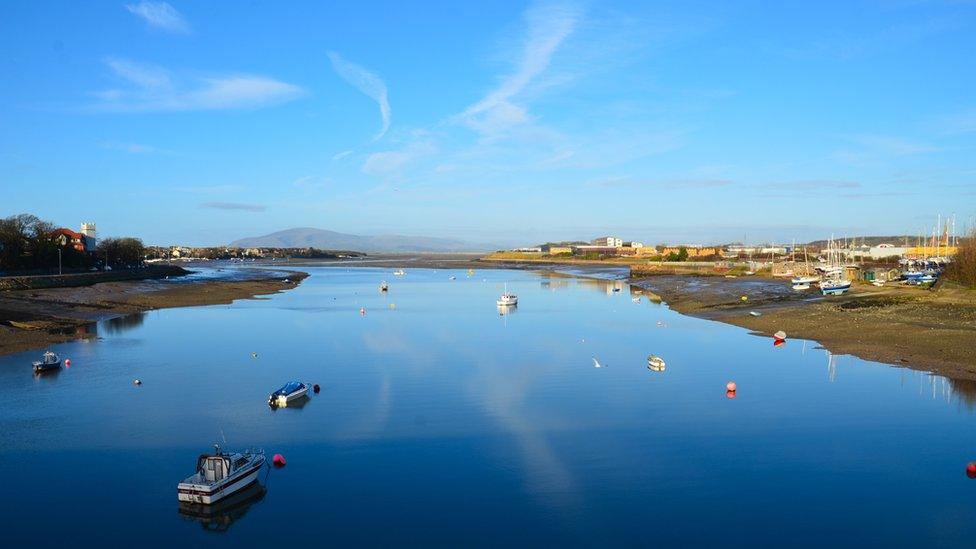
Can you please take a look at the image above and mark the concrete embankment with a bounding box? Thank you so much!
[0,265,189,291]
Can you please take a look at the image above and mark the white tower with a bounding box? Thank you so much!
[80,222,97,252]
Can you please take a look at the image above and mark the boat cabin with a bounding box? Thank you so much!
[196,448,248,483]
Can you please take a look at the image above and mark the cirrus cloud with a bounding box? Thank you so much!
[92,58,305,112]
[125,1,190,33]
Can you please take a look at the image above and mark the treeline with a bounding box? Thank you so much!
[0,213,145,273]
[945,230,976,288]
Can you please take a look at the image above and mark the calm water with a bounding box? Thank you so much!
[3,267,976,546]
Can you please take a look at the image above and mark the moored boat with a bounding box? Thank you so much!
[647,355,666,372]
[393,269,405,276]
[267,381,308,408]
[379,281,389,291]
[497,284,518,306]
[32,351,61,373]
[177,445,266,505]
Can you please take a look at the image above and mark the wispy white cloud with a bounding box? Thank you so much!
[332,150,353,161]
[93,58,305,112]
[200,201,266,212]
[361,132,437,178]
[125,1,190,33]
[328,52,391,140]
[458,2,580,136]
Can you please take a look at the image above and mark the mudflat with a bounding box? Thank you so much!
[0,268,308,356]
[632,274,976,380]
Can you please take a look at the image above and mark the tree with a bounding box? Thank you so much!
[946,229,976,288]
[0,213,58,271]
[97,237,146,268]
[665,246,689,262]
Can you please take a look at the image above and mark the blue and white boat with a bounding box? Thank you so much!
[267,381,308,408]
[32,351,61,373]
[820,278,852,296]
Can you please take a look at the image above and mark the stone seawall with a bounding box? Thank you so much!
[0,265,189,291]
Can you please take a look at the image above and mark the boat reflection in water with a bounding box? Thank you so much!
[497,304,517,316]
[178,481,267,533]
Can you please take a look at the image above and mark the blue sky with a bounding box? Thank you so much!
[2,0,974,246]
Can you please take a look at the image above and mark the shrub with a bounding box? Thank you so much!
[946,229,976,288]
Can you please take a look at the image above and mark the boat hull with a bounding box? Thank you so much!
[32,361,62,373]
[178,459,264,505]
[821,282,851,296]
[272,387,308,407]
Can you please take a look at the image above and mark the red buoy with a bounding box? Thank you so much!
[273,453,286,467]
[360,307,366,316]
[967,462,976,478]
[773,339,785,348]
[64,359,71,367]
[726,390,736,400]
[726,381,737,392]
[313,384,320,394]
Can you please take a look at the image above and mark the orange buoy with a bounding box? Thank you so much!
[313,384,320,394]
[726,390,736,399]
[726,381,737,392]
[273,453,286,467]
[967,462,976,478]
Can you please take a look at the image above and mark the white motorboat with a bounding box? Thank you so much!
[393,269,405,276]
[32,351,61,373]
[267,381,308,408]
[497,284,518,306]
[647,355,666,372]
[177,445,266,505]
[792,282,811,291]
[791,275,819,285]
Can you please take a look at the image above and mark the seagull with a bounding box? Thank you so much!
[592,358,605,368]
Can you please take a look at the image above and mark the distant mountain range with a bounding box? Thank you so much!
[229,228,499,253]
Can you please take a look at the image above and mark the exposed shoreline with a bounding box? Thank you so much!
[629,274,976,380]
[0,268,309,357]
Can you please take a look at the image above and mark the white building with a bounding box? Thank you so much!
[624,241,644,248]
[869,243,910,259]
[592,236,623,247]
